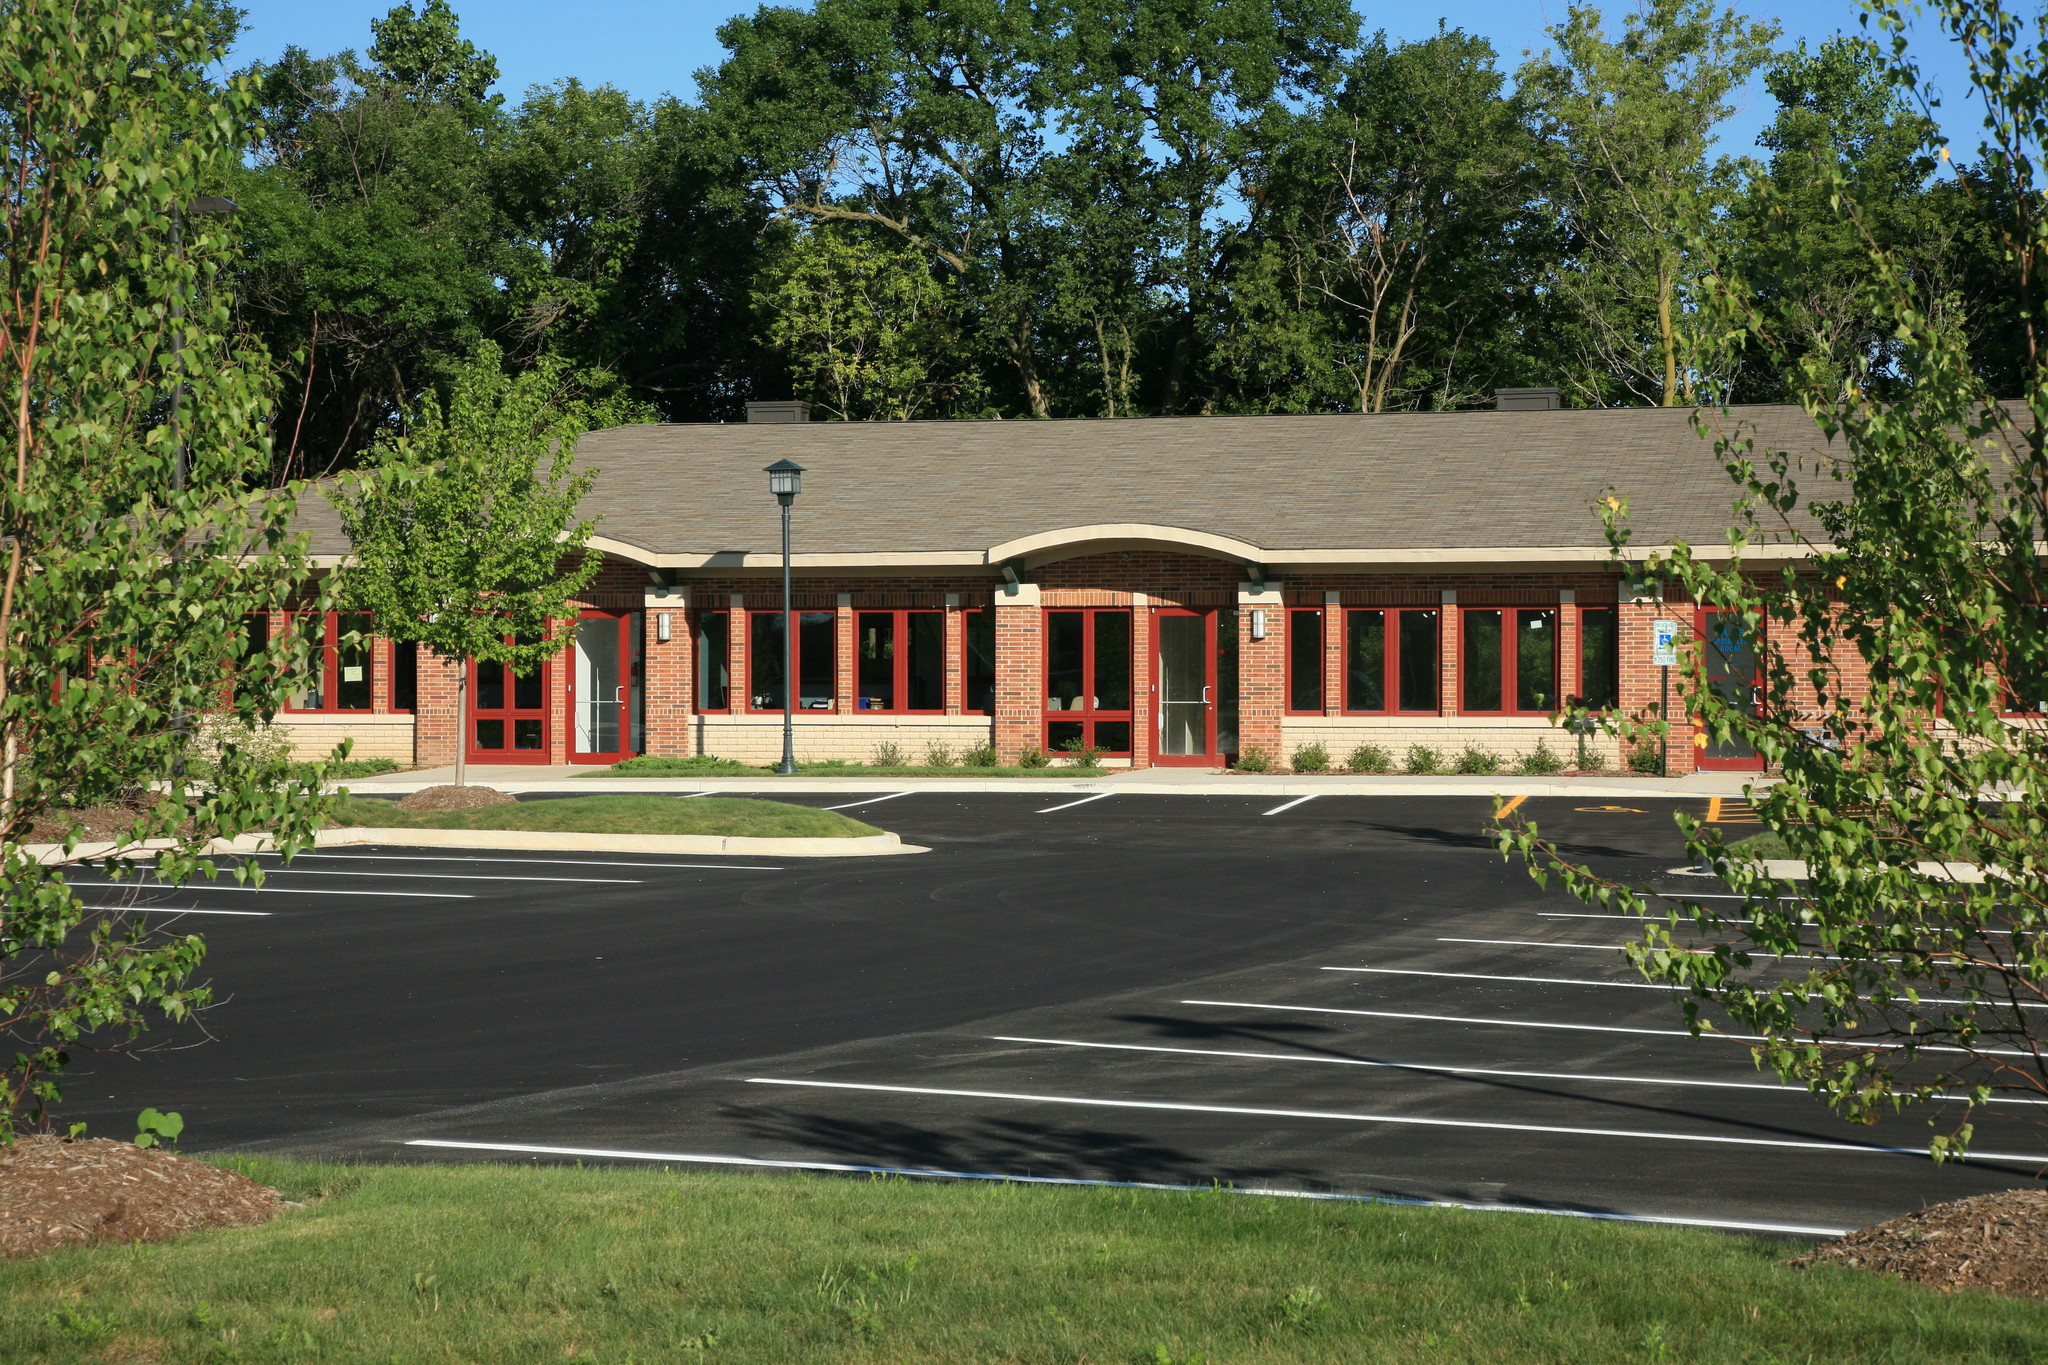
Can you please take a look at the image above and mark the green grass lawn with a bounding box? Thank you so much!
[322,794,881,838]
[2,1160,2042,1363]
[600,755,1109,778]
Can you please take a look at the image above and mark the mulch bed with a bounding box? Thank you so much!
[1792,1188,2048,1298]
[0,1136,287,1259]
[395,784,518,813]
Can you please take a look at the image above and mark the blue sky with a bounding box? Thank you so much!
[222,1,1984,156]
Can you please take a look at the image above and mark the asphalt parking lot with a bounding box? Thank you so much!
[52,793,2044,1235]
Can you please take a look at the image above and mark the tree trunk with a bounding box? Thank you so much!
[453,665,467,788]
[1658,257,1679,407]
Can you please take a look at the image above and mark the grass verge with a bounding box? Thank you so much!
[321,794,880,838]
[1,1160,2041,1363]
[600,755,1109,778]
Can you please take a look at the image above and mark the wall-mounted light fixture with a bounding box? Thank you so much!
[1250,609,1267,641]
[1000,562,1021,596]
[657,612,672,643]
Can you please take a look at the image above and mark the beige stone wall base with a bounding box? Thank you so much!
[273,714,417,763]
[1282,718,1620,768]
[694,716,996,765]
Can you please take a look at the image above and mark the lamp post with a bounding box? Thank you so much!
[764,458,806,775]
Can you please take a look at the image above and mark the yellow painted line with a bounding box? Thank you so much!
[1497,795,1529,818]
[1706,797,1723,823]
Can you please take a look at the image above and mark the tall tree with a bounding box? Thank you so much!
[331,344,622,788]
[1501,0,2048,1158]
[1246,28,1539,412]
[1,0,328,1136]
[1520,0,1778,406]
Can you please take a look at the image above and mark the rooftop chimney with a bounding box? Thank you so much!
[745,400,812,423]
[1494,386,1561,411]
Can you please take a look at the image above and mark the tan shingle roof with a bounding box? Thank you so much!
[298,404,1841,563]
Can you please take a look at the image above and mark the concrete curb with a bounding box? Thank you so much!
[18,827,927,864]
[341,773,1775,799]
[1665,858,1991,884]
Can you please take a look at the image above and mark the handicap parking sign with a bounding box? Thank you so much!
[1652,619,1679,666]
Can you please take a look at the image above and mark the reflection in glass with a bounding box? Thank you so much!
[1463,610,1503,711]
[1398,611,1439,712]
[1048,720,1085,752]
[798,611,836,707]
[1346,611,1385,710]
[474,718,505,749]
[475,660,505,711]
[696,612,730,710]
[750,611,785,709]
[1703,612,1760,760]
[1290,610,1323,711]
[573,616,622,754]
[1093,720,1132,753]
[335,612,373,709]
[1578,608,1617,710]
[1158,614,1206,755]
[858,612,895,709]
[1215,608,1239,756]
[906,612,945,710]
[1047,612,1084,709]
[1516,610,1556,711]
[393,640,417,711]
[514,718,544,749]
[1093,612,1131,710]
[965,610,995,711]
[290,614,325,709]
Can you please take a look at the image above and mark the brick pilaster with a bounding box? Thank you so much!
[993,584,1042,762]
[1238,581,1285,764]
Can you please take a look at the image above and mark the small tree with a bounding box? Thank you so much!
[1500,0,2048,1160]
[1,0,331,1138]
[331,344,621,787]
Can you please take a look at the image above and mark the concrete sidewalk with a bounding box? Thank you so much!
[343,764,1773,799]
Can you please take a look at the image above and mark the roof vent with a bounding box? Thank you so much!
[745,400,812,423]
[1495,387,1561,411]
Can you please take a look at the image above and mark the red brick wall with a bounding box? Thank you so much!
[993,593,1042,762]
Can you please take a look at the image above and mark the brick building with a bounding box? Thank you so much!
[284,393,1845,775]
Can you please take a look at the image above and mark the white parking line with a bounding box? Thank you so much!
[988,1034,2048,1106]
[64,882,472,899]
[823,792,912,811]
[1261,795,1318,816]
[83,905,272,917]
[244,867,640,884]
[1036,792,1112,814]
[743,1077,2048,1162]
[1179,999,2032,1056]
[267,854,784,871]
[398,1139,1849,1236]
[1541,912,1758,925]
[1441,936,1900,966]
[1323,965,1673,992]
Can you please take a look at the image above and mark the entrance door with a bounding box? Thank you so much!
[568,611,644,764]
[467,639,549,764]
[1697,608,1765,772]
[1152,608,1239,767]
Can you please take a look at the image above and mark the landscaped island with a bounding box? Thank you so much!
[324,794,881,839]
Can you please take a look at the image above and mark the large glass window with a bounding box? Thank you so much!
[1044,609,1134,754]
[964,609,995,713]
[1577,607,1618,710]
[750,609,838,710]
[855,610,945,712]
[1288,609,1324,712]
[695,610,731,711]
[392,641,417,712]
[287,610,375,712]
[1461,607,1557,713]
[1345,608,1439,712]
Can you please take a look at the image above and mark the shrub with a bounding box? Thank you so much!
[1058,737,1104,767]
[870,741,906,767]
[921,742,955,768]
[1513,739,1565,776]
[308,757,405,781]
[1290,742,1331,773]
[1627,737,1665,774]
[961,741,998,768]
[1016,745,1051,768]
[1454,746,1502,775]
[196,715,293,772]
[1233,746,1274,773]
[1403,744,1442,775]
[1344,742,1392,774]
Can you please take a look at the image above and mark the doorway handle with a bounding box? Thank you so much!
[1201,685,1212,704]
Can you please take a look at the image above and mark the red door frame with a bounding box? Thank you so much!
[464,646,553,766]
[1695,607,1767,772]
[1151,607,1218,767]
[566,610,641,765]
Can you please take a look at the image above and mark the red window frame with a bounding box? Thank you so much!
[853,609,947,713]
[1043,607,1135,756]
[694,609,733,714]
[1343,608,1441,714]
[1459,606,1559,715]
[747,608,838,712]
[1286,608,1325,714]
[285,610,376,713]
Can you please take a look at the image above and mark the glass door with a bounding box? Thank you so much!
[467,635,550,764]
[1153,609,1238,766]
[568,611,643,764]
[1698,609,1765,771]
